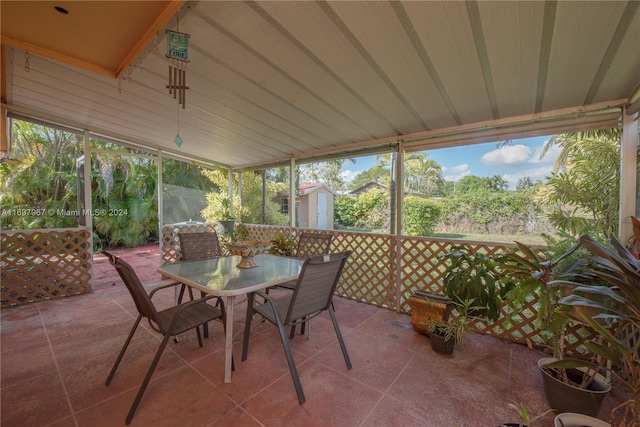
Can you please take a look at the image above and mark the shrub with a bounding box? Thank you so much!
[403,196,441,236]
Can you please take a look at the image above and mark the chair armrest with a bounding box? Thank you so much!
[253,290,271,301]
[148,280,181,298]
[250,290,286,324]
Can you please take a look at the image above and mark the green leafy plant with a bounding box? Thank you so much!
[422,298,477,345]
[500,236,585,357]
[500,402,554,426]
[221,223,247,243]
[440,245,510,322]
[217,198,235,220]
[267,232,297,257]
[552,234,640,426]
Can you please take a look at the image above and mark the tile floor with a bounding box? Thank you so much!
[1,244,629,426]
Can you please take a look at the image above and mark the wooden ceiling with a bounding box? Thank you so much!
[1,1,639,169]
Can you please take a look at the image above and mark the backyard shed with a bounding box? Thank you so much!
[296,183,337,230]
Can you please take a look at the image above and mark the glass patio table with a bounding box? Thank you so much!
[157,254,304,383]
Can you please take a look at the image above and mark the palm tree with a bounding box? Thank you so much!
[537,129,627,238]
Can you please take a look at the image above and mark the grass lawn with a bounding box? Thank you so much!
[434,232,546,246]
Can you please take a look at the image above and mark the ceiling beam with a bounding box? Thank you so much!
[584,0,640,105]
[1,35,117,78]
[115,0,187,78]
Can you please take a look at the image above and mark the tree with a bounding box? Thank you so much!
[404,152,443,196]
[455,175,508,194]
[299,159,354,192]
[1,120,82,230]
[201,168,288,226]
[516,177,534,191]
[536,129,627,238]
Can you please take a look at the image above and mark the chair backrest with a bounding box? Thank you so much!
[178,232,222,261]
[286,251,351,323]
[102,250,161,324]
[295,232,333,259]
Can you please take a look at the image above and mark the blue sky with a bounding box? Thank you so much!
[340,135,561,189]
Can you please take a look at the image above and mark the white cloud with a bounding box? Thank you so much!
[502,165,556,189]
[529,142,561,166]
[340,169,359,184]
[481,144,531,167]
[442,164,471,182]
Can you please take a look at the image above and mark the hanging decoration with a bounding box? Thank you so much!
[165,16,190,148]
[166,29,190,109]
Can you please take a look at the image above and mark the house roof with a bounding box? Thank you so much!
[1,1,639,170]
[349,181,388,194]
[298,182,337,196]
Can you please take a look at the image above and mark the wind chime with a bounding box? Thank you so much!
[166,19,190,147]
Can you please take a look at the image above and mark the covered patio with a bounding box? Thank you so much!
[0,244,630,426]
[1,1,639,426]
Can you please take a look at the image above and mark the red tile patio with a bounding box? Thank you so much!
[0,244,629,426]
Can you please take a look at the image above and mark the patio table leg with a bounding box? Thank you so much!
[224,295,235,383]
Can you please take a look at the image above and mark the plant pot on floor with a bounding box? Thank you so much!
[538,358,611,417]
[408,290,454,336]
[553,412,608,427]
[430,330,455,355]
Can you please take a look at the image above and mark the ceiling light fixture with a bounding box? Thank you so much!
[54,6,69,15]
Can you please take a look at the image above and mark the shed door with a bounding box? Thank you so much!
[317,192,328,229]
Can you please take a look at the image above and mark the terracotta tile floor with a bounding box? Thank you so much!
[1,244,629,426]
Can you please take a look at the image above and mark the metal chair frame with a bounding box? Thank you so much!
[102,250,227,424]
[242,251,352,404]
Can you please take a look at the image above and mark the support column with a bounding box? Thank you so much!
[1,45,8,157]
[619,106,639,241]
[290,157,296,229]
[394,141,404,313]
[227,167,234,218]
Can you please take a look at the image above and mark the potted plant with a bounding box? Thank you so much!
[421,297,477,355]
[552,234,640,426]
[221,224,270,269]
[553,413,608,427]
[408,290,455,336]
[440,245,511,322]
[500,237,612,418]
[267,231,297,257]
[216,198,236,235]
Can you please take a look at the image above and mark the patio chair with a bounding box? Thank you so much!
[269,232,333,337]
[102,250,227,425]
[270,232,333,293]
[241,251,352,404]
[178,231,223,261]
[178,231,224,337]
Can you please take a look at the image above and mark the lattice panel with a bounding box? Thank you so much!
[242,225,397,308]
[219,225,598,357]
[1,229,93,307]
[330,231,397,308]
[242,224,288,242]
[161,222,218,264]
[396,237,552,347]
[399,238,512,312]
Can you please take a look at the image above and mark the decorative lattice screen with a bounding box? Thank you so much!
[1,229,93,307]
[163,222,596,357]
[160,222,218,264]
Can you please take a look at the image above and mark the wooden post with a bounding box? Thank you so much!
[1,45,8,156]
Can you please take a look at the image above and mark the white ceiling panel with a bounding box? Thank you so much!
[2,1,638,169]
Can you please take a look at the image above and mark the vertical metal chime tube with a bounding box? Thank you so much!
[178,61,183,105]
[182,64,186,109]
[168,64,173,96]
[173,60,178,99]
